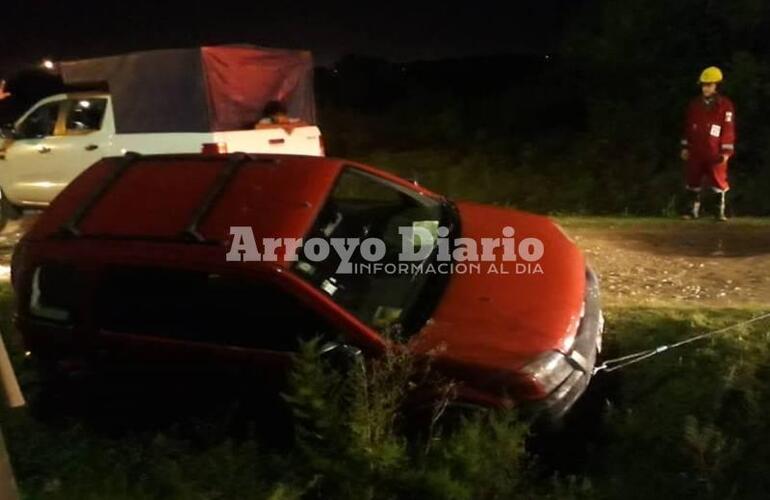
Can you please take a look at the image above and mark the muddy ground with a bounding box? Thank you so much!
[561,218,770,308]
[0,214,767,308]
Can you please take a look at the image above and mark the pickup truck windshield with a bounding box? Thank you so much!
[17,101,60,138]
[293,168,457,339]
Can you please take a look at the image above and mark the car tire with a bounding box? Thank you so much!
[0,189,21,233]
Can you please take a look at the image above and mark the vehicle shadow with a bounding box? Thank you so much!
[25,367,296,448]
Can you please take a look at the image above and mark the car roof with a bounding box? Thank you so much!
[34,92,110,103]
[66,92,110,99]
[29,153,346,254]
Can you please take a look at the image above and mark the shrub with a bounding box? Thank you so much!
[283,340,594,500]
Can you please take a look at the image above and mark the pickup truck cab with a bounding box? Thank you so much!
[0,92,323,224]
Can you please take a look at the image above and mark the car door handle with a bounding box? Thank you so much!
[85,144,99,151]
[38,146,51,154]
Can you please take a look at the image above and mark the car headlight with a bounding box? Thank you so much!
[29,266,73,322]
[520,350,574,394]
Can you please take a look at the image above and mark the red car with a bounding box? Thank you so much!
[11,153,603,418]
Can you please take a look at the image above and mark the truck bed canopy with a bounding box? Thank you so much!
[60,45,316,134]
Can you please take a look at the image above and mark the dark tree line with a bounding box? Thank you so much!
[2,0,769,214]
[320,0,770,215]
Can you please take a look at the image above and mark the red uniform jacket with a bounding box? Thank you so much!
[681,95,736,163]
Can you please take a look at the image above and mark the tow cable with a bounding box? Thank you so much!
[593,311,770,375]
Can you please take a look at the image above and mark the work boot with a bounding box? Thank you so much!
[716,191,728,222]
[682,190,701,220]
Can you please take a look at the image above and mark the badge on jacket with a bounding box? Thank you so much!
[710,124,722,137]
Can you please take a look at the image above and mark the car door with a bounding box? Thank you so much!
[91,270,344,391]
[49,97,112,200]
[0,97,66,204]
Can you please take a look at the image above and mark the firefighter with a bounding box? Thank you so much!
[680,66,736,221]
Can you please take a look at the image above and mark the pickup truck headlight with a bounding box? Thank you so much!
[521,350,573,394]
[29,266,74,322]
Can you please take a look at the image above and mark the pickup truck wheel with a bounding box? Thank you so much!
[0,190,20,232]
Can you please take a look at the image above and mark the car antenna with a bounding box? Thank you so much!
[182,152,250,242]
[59,151,142,237]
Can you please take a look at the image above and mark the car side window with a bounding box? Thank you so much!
[65,98,107,134]
[97,268,341,352]
[16,101,61,139]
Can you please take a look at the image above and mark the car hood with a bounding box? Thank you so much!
[411,202,586,372]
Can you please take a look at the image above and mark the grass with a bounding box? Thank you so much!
[342,147,770,217]
[580,306,770,499]
[1,289,770,497]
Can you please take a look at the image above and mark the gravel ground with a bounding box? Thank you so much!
[562,218,770,308]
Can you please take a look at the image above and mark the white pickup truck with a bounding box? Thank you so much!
[0,92,322,218]
[0,45,324,228]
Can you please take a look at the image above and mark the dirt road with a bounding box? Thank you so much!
[561,217,770,308]
[0,214,767,308]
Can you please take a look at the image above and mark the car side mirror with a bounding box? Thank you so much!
[0,124,16,139]
[319,341,364,372]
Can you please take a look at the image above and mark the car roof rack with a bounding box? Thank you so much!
[182,152,250,242]
[57,152,273,243]
[59,151,142,237]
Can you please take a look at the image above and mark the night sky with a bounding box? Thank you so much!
[1,0,577,72]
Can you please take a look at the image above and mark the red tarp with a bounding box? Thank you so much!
[61,45,316,134]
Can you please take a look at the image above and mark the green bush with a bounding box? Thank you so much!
[1,327,590,499]
[283,340,592,500]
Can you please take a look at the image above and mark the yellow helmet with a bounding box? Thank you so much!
[699,66,724,84]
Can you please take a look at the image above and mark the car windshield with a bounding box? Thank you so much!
[292,167,457,339]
